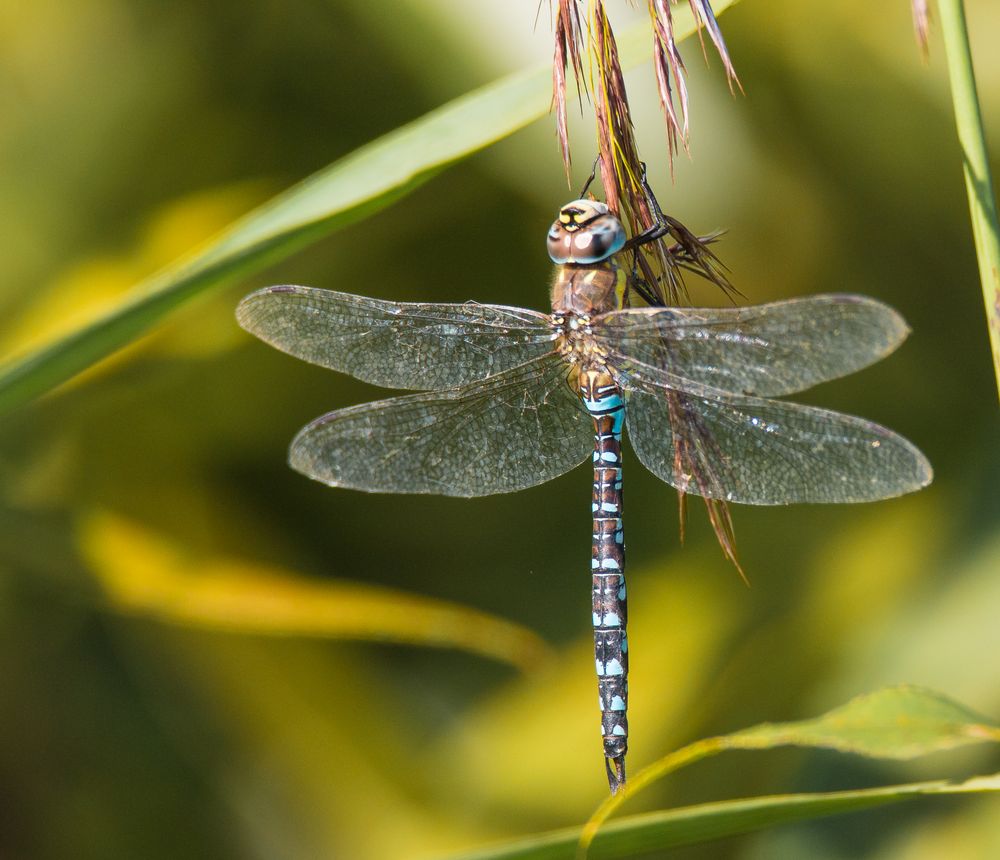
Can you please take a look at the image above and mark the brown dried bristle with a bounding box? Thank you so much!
[650,0,689,171]
[550,1,741,184]
[592,2,679,304]
[683,1,742,91]
[552,0,585,180]
[666,389,745,580]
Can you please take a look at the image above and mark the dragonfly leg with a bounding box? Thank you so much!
[578,157,601,198]
[622,164,715,255]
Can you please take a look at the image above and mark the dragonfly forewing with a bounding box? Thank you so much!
[290,355,592,496]
[594,294,910,398]
[621,379,932,505]
[237,285,556,390]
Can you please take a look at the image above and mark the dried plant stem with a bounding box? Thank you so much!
[937,0,1000,403]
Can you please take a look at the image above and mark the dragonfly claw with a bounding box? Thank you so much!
[605,755,627,794]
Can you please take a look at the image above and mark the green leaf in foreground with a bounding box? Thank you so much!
[0,0,743,416]
[580,686,1000,854]
[731,685,1000,757]
[441,772,1000,860]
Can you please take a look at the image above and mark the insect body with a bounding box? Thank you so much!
[237,198,932,793]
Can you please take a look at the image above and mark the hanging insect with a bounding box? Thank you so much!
[237,177,931,793]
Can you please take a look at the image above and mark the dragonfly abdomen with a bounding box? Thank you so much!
[581,367,629,794]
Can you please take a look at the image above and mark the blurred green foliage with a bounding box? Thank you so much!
[1,1,999,858]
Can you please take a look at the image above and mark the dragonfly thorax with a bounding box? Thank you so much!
[553,313,613,369]
[550,256,626,315]
[547,199,626,265]
[550,250,626,368]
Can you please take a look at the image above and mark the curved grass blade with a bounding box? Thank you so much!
[579,686,1000,853]
[80,510,553,672]
[0,0,743,417]
[438,772,1000,860]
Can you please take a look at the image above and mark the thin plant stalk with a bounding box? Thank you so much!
[937,0,1000,403]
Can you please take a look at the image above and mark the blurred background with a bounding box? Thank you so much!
[2,0,1000,857]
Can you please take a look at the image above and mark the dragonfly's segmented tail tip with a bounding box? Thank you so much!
[605,756,626,794]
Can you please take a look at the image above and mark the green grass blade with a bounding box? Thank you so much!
[581,686,999,852]
[441,773,1000,860]
[0,0,743,416]
[936,0,1000,403]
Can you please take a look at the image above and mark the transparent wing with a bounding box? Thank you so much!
[237,285,555,389]
[593,294,909,397]
[290,356,591,497]
[621,372,932,505]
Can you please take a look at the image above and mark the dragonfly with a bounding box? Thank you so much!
[237,193,932,794]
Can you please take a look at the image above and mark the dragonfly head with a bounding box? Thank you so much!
[547,199,626,265]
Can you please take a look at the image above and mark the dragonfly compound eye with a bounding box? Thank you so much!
[547,199,626,265]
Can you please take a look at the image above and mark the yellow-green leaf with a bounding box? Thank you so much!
[438,773,1000,860]
[79,510,552,672]
[731,685,1000,758]
[581,686,1000,853]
